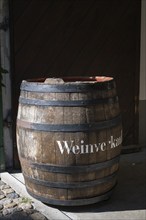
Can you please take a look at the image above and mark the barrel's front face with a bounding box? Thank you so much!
[16,76,122,206]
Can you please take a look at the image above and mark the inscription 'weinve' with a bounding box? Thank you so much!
[56,130,122,155]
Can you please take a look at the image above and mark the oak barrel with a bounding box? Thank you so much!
[16,76,122,206]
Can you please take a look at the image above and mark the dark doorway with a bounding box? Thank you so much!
[9,0,141,168]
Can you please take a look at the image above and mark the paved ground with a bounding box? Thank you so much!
[0,179,49,220]
[62,147,146,219]
[0,147,146,220]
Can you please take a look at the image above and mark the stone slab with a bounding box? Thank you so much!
[1,172,71,220]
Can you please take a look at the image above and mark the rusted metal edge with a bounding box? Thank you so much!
[19,96,119,106]
[20,80,116,93]
[17,114,122,132]
[26,185,116,206]
[23,172,117,189]
[19,155,120,174]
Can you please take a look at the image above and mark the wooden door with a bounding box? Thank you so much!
[10,0,141,168]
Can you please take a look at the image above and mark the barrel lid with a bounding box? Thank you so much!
[20,76,115,93]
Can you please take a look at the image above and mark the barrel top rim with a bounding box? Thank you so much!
[22,76,114,85]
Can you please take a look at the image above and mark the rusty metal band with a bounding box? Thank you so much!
[20,80,116,93]
[19,156,120,174]
[17,114,122,132]
[26,185,116,206]
[23,172,117,189]
[19,96,119,106]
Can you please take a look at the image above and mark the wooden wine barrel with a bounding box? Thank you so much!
[16,76,122,206]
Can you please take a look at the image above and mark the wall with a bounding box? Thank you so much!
[0,0,13,169]
[11,0,141,149]
[139,0,146,146]
[0,0,144,170]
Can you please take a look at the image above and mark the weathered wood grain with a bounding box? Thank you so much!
[17,77,122,206]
